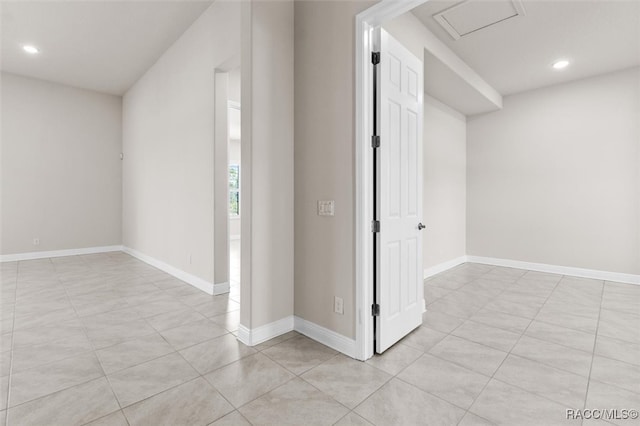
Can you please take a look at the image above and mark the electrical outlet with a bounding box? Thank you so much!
[33,238,40,246]
[334,296,344,315]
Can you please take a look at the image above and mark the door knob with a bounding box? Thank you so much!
[418,223,426,230]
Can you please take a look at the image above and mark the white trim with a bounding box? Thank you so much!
[355,0,432,362]
[229,235,241,241]
[237,315,294,346]
[0,245,123,262]
[122,246,214,295]
[237,325,251,346]
[213,282,230,295]
[237,315,357,358]
[356,0,430,27]
[467,256,640,285]
[354,7,373,362]
[294,316,357,358]
[423,255,468,279]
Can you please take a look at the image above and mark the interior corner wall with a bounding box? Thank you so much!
[293,0,374,339]
[122,1,241,284]
[423,96,467,270]
[467,67,640,275]
[1,72,122,255]
[241,0,294,330]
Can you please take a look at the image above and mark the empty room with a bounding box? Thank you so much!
[1,0,638,425]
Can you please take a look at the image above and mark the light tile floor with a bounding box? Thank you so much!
[0,255,638,425]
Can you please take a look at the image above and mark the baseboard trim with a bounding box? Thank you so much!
[237,316,294,346]
[0,245,123,262]
[213,282,230,295]
[294,316,357,358]
[467,256,640,285]
[423,255,467,279]
[236,315,357,358]
[122,246,214,295]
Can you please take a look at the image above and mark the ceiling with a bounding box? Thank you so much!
[0,1,213,95]
[412,0,640,96]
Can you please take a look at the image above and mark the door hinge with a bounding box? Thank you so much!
[371,220,380,233]
[371,304,380,316]
[371,135,380,148]
[372,51,380,65]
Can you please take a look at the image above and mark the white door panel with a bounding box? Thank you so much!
[376,28,424,353]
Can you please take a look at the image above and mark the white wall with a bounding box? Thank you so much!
[1,72,122,255]
[423,96,467,270]
[122,1,241,284]
[240,0,294,330]
[228,67,241,104]
[467,67,640,275]
[294,0,374,339]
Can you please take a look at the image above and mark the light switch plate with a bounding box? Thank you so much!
[318,200,335,216]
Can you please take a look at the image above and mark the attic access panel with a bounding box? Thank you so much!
[434,0,526,40]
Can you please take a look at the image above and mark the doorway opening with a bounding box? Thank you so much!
[228,97,241,304]
[214,63,241,316]
[355,0,429,361]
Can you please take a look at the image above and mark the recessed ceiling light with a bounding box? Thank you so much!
[552,59,570,70]
[22,45,39,54]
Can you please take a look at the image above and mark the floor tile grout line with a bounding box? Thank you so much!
[10,255,138,423]
[393,366,485,415]
[423,267,526,425]
[122,325,299,412]
[199,352,296,413]
[99,333,241,417]
[230,375,299,424]
[78,409,127,426]
[250,340,378,417]
[299,351,397,414]
[2,261,18,426]
[97,284,245,420]
[180,336,331,426]
[18,258,126,421]
[385,265,513,425]
[581,278,606,418]
[111,371,204,418]
[471,274,627,416]
[76,251,242,424]
[453,267,564,425]
[5,259,70,417]
[433,285,614,381]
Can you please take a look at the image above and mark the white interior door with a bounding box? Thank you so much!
[375,28,424,353]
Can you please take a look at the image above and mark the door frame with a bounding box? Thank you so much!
[354,0,428,361]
